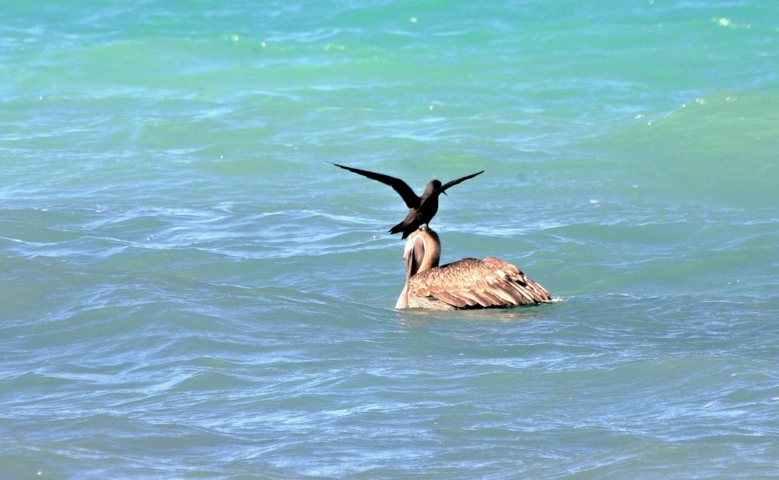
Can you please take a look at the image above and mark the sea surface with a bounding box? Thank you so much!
[2,1,778,478]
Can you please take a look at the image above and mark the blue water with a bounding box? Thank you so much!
[2,1,779,478]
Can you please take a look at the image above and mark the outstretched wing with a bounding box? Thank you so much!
[408,256,552,309]
[431,170,484,197]
[332,163,420,209]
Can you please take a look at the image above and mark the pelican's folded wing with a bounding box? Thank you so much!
[408,257,552,309]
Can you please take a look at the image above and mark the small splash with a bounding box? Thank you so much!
[713,17,751,29]
[635,113,644,119]
[410,17,418,23]
[428,105,434,110]
[589,199,599,204]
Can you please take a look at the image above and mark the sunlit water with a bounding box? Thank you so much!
[2,1,778,478]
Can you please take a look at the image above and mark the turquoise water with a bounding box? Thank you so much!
[2,1,778,478]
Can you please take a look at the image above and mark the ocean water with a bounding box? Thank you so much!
[2,1,778,478]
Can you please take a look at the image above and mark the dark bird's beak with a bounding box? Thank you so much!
[442,191,448,196]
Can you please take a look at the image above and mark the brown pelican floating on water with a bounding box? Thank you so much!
[332,163,483,239]
[396,227,558,310]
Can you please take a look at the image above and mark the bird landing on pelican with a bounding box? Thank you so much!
[396,227,560,310]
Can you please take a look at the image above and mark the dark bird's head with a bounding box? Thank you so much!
[422,179,443,200]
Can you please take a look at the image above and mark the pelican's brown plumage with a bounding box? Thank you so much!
[396,227,558,310]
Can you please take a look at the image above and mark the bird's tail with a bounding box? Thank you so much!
[389,220,405,235]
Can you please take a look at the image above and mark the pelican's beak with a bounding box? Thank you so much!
[397,234,428,309]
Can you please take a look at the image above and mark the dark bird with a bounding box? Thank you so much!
[396,227,559,310]
[332,163,483,239]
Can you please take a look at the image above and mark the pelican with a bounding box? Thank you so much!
[396,227,558,310]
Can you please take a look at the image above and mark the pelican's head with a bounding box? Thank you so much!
[395,227,441,309]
